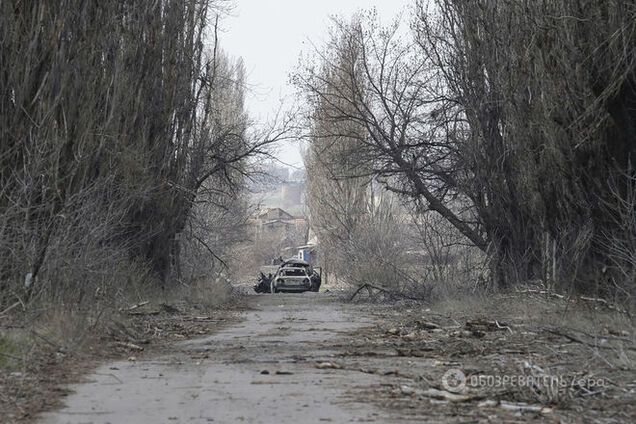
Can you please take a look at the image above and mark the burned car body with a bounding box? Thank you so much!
[253,271,274,293]
[254,258,321,293]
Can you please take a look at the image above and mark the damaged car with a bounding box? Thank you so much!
[254,258,321,294]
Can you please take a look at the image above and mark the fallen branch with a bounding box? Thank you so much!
[349,283,420,302]
[315,361,342,369]
[127,309,161,316]
[93,372,123,384]
[579,296,629,314]
[566,326,632,343]
[0,351,22,361]
[113,341,144,351]
[420,388,480,402]
[544,328,636,352]
[516,290,629,314]
[499,401,553,414]
[515,289,565,299]
[0,301,23,318]
[30,330,61,349]
[123,301,149,311]
[495,320,514,334]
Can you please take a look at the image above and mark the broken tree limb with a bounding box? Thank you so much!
[0,301,23,318]
[515,289,565,299]
[516,290,629,314]
[349,283,420,302]
[419,388,481,402]
[114,341,144,351]
[544,328,636,352]
[579,296,629,314]
[495,320,514,334]
[123,301,149,311]
[30,330,61,349]
[0,351,22,361]
[499,401,553,414]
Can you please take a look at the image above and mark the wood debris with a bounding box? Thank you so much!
[315,361,342,370]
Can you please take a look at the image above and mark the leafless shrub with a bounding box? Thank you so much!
[409,208,487,299]
[336,195,412,291]
[597,171,636,307]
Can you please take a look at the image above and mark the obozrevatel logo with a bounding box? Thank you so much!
[442,369,466,393]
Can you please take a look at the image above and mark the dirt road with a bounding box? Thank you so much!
[38,292,396,424]
[34,289,636,423]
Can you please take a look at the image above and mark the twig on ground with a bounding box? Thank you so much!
[93,372,123,384]
[113,341,144,351]
[499,401,553,414]
[579,296,629,314]
[349,283,420,302]
[495,320,514,334]
[544,328,636,352]
[30,330,61,349]
[516,289,629,314]
[123,301,149,311]
[516,289,565,300]
[0,301,23,318]
[0,351,22,361]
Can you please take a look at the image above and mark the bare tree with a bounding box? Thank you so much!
[414,0,636,293]
[295,2,636,298]
[294,13,486,289]
[0,1,284,307]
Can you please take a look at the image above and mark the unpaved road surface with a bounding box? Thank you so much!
[38,292,396,424]
[34,290,636,423]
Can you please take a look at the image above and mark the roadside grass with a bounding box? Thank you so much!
[0,333,28,371]
[0,275,237,367]
[356,285,635,421]
[347,266,635,346]
[171,276,235,311]
[430,288,635,409]
[0,276,239,423]
[431,288,635,336]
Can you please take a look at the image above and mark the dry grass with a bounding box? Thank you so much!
[433,289,634,333]
[0,276,239,423]
[343,291,636,422]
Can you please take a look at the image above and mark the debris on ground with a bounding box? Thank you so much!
[0,300,242,423]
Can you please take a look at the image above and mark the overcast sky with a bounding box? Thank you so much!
[220,0,411,168]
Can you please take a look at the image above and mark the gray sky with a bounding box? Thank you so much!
[221,0,411,168]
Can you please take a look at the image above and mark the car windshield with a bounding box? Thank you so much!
[279,268,307,277]
[283,262,308,268]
